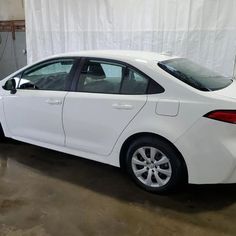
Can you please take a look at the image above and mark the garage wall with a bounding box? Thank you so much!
[0,0,26,79]
[0,0,25,20]
[25,0,236,77]
[0,32,27,80]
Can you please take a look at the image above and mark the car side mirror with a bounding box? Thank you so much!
[10,79,17,94]
[3,78,17,94]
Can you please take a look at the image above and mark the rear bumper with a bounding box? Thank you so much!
[175,117,236,184]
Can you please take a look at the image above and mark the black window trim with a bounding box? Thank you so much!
[72,57,165,95]
[17,57,80,92]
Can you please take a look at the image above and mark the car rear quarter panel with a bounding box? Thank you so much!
[110,92,216,164]
[175,117,236,184]
[110,90,236,184]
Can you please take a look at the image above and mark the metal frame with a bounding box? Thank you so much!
[0,20,25,40]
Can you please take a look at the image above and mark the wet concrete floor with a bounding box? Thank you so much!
[0,140,236,236]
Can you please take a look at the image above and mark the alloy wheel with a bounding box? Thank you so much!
[131,146,172,188]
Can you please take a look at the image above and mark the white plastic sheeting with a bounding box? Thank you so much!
[25,0,236,76]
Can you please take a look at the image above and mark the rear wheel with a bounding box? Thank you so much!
[125,136,185,193]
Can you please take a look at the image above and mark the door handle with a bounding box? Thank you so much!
[112,103,133,110]
[46,99,62,105]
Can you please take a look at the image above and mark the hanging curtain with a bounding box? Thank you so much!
[25,0,236,76]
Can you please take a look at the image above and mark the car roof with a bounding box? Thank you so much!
[51,50,179,63]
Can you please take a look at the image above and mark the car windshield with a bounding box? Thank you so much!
[158,58,233,91]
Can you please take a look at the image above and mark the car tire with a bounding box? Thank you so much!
[125,136,185,193]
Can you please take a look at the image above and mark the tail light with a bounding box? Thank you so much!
[204,110,236,124]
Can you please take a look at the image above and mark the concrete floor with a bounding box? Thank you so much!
[0,141,236,236]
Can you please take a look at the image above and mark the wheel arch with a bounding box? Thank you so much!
[119,132,188,182]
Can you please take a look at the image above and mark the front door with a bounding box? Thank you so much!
[3,58,77,146]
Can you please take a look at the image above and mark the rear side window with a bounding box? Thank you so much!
[77,59,164,95]
[120,68,164,94]
[120,69,148,94]
[158,58,232,91]
[77,60,124,94]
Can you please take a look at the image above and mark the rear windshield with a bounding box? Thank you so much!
[158,58,232,91]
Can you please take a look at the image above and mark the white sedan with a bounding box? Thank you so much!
[0,50,235,193]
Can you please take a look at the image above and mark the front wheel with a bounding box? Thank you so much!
[125,136,185,193]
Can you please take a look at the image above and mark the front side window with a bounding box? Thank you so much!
[77,60,125,94]
[19,59,75,91]
[158,58,232,91]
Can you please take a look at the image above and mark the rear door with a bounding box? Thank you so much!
[63,59,150,156]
